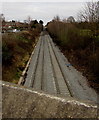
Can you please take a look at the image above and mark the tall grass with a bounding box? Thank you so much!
[48,21,93,50]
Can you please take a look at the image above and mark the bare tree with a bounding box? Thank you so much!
[78,1,99,22]
[96,1,99,22]
[77,11,84,22]
[27,16,32,24]
[67,16,75,23]
[0,14,5,22]
[27,16,32,29]
[53,15,60,21]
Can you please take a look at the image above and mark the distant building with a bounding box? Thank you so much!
[2,21,16,32]
[2,21,28,32]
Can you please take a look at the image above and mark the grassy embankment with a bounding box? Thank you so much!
[2,29,40,84]
[47,21,99,92]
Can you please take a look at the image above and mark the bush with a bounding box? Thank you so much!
[47,21,93,50]
[2,30,40,83]
[2,43,13,65]
[47,20,99,89]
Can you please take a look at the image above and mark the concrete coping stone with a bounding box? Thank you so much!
[1,81,99,118]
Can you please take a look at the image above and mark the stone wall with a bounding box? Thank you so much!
[1,81,99,118]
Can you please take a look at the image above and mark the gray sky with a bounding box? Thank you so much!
[1,0,97,2]
[1,0,97,25]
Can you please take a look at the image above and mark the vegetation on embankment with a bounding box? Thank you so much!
[47,20,99,92]
[2,29,40,84]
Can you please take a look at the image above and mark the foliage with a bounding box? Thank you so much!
[2,30,40,83]
[39,20,43,25]
[47,20,99,89]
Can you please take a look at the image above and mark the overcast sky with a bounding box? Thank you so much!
[1,0,97,2]
[1,0,97,25]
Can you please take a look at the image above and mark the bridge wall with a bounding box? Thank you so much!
[1,81,98,118]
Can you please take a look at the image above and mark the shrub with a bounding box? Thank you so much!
[47,20,99,87]
[2,43,13,65]
[2,30,40,83]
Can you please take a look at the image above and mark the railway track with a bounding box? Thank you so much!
[24,32,71,97]
[24,32,98,103]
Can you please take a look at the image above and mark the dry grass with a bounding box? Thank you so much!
[2,30,40,83]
